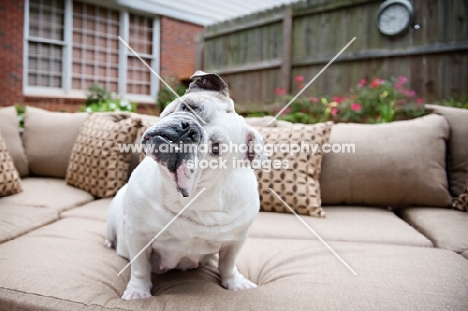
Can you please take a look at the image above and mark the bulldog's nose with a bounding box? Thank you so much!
[142,121,202,145]
[180,121,201,143]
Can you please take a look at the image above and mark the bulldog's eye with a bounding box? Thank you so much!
[181,103,198,112]
[211,143,220,156]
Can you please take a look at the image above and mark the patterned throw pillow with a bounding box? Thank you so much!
[137,118,159,163]
[66,114,141,198]
[0,131,22,197]
[255,122,333,217]
[452,178,468,212]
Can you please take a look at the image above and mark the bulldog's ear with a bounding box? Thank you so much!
[188,70,229,97]
[246,127,267,163]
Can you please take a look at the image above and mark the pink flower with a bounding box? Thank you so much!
[357,79,367,87]
[351,103,361,111]
[370,79,384,88]
[397,76,408,84]
[295,76,304,82]
[416,98,424,104]
[403,90,416,97]
[333,96,344,103]
[309,97,319,103]
[275,88,287,96]
[331,108,338,115]
[395,77,408,90]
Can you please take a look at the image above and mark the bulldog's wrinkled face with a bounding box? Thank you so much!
[141,71,266,197]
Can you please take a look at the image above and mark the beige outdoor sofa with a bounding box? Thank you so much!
[0,105,467,310]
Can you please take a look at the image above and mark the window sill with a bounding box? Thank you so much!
[24,87,157,104]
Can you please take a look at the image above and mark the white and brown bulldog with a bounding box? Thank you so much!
[106,71,267,300]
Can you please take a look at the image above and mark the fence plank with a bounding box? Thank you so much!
[204,0,468,111]
[281,7,293,93]
[292,41,468,66]
[204,14,284,39]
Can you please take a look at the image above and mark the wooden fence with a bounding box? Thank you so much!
[202,0,468,113]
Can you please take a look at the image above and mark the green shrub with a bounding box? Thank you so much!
[274,76,428,124]
[156,79,187,112]
[14,104,26,128]
[438,97,468,109]
[81,84,136,113]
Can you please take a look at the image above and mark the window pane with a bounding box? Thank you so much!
[29,0,64,41]
[129,14,153,55]
[71,2,119,92]
[28,42,62,87]
[27,0,64,88]
[127,14,153,96]
[127,56,151,95]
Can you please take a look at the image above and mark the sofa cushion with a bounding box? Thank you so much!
[398,207,468,253]
[0,132,22,197]
[245,116,277,127]
[0,213,467,310]
[130,113,160,170]
[23,107,89,178]
[426,104,468,196]
[62,201,432,248]
[0,106,29,177]
[60,198,113,220]
[462,251,468,260]
[0,177,94,212]
[255,122,333,217]
[320,114,452,208]
[66,114,140,198]
[0,203,58,243]
[250,207,432,247]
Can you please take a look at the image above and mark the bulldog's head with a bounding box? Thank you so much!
[141,71,266,197]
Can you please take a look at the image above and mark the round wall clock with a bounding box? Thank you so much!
[376,0,415,37]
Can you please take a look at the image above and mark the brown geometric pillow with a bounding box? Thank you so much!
[127,115,160,175]
[137,118,159,163]
[254,122,333,217]
[453,177,468,212]
[0,131,22,197]
[66,114,141,198]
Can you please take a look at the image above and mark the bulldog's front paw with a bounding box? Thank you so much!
[122,281,152,300]
[221,272,257,291]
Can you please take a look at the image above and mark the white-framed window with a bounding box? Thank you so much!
[23,0,160,103]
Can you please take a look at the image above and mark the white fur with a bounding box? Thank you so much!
[107,110,266,300]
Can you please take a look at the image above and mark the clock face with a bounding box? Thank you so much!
[379,4,409,35]
[377,0,414,37]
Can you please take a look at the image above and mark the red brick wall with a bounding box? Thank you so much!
[0,0,24,106]
[160,16,203,81]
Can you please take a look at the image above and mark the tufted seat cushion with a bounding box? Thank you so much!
[1,200,467,310]
[0,177,94,212]
[398,207,468,254]
[250,207,432,247]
